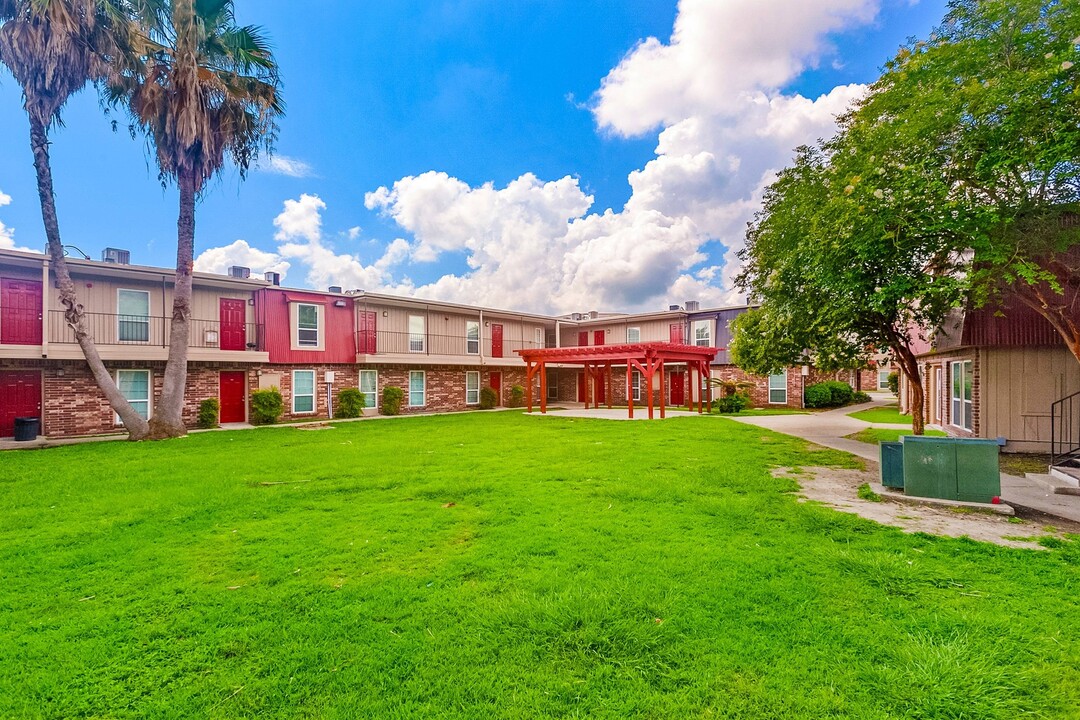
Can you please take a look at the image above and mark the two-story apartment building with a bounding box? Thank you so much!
[0,247,893,439]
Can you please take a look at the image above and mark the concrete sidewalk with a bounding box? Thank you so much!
[729,399,1080,524]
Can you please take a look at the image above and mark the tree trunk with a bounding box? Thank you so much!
[1013,285,1080,368]
[29,114,151,440]
[891,344,926,435]
[147,166,196,439]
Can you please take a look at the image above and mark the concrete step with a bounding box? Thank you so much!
[1050,465,1080,488]
[1025,472,1069,492]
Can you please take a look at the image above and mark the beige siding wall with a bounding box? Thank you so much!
[561,318,682,346]
[982,346,1080,450]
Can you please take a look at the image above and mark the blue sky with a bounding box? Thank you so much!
[0,0,948,313]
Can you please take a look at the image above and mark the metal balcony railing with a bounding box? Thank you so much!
[47,311,263,351]
[1051,390,1080,468]
[355,329,546,357]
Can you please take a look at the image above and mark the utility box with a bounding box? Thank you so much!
[902,436,1000,503]
[879,442,905,489]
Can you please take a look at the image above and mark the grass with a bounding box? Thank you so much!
[857,483,883,502]
[846,427,949,444]
[999,453,1052,477]
[2,412,1079,718]
[847,404,911,424]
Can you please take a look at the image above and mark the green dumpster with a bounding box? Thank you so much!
[879,442,904,489]
[902,436,1000,503]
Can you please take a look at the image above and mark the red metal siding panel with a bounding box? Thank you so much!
[257,288,356,363]
[961,297,1068,348]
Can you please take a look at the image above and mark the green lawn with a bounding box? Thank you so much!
[847,404,912,424]
[846,427,949,444]
[2,412,1078,718]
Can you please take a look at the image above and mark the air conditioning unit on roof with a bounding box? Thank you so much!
[229,266,250,279]
[102,247,130,264]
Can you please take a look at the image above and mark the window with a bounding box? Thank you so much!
[465,371,480,404]
[950,360,973,430]
[627,327,641,343]
[296,304,319,347]
[535,327,545,349]
[117,289,150,342]
[409,315,425,352]
[878,369,891,390]
[409,371,425,407]
[692,319,711,347]
[293,370,315,413]
[466,321,480,354]
[116,369,150,422]
[631,370,642,402]
[768,370,788,404]
[360,370,377,408]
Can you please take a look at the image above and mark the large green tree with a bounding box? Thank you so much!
[0,0,152,439]
[108,0,282,438]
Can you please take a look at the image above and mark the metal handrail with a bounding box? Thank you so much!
[47,310,263,351]
[1051,389,1080,467]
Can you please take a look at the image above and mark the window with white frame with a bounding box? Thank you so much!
[409,315,425,352]
[878,369,891,390]
[535,327,544,348]
[116,369,150,421]
[465,371,480,404]
[768,370,788,404]
[360,370,377,408]
[950,360,973,430]
[117,289,150,343]
[627,327,641,343]
[293,370,315,413]
[466,321,480,354]
[409,371,425,406]
[692,319,711,347]
[631,370,642,402]
[296,304,320,347]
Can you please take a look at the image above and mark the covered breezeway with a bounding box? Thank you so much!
[517,342,720,419]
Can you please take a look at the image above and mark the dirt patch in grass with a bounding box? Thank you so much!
[999,453,1051,476]
[777,465,1077,548]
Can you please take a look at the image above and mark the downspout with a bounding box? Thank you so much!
[479,309,485,366]
[161,275,167,348]
[40,255,49,358]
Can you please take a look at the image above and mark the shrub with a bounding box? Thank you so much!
[381,386,404,415]
[479,386,498,409]
[197,398,219,429]
[712,392,750,414]
[804,383,833,408]
[852,391,872,404]
[824,381,854,406]
[250,388,284,425]
[336,388,365,418]
[508,385,525,408]
[887,371,899,395]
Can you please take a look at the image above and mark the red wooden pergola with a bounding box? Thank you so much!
[517,342,721,419]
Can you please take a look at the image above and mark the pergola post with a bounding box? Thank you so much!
[687,362,695,412]
[626,363,634,419]
[659,360,666,419]
[702,361,711,414]
[606,364,613,409]
[539,361,547,414]
[525,360,535,414]
[583,363,590,409]
[646,356,656,420]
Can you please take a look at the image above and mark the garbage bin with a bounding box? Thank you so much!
[879,441,904,489]
[13,416,39,442]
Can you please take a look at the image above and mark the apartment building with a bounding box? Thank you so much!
[0,247,880,439]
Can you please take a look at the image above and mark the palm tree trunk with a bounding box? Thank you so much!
[147,166,196,439]
[29,114,151,440]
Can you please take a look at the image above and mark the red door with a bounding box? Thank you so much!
[489,371,502,405]
[670,372,685,406]
[1,279,43,345]
[491,324,503,358]
[358,311,377,353]
[593,330,605,346]
[219,298,246,351]
[577,372,586,402]
[669,323,683,344]
[219,371,247,423]
[578,331,589,347]
[0,371,41,437]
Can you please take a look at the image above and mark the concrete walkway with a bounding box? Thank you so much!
[532,407,703,421]
[729,399,1080,525]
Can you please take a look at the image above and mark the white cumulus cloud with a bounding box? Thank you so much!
[265,155,315,178]
[193,239,291,278]
[0,190,42,254]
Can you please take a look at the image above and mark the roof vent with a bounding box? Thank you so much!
[668,304,681,311]
[685,300,700,311]
[101,247,130,265]
[589,310,599,319]
[228,266,250,279]
[570,312,582,321]
[328,285,343,294]
[264,271,280,286]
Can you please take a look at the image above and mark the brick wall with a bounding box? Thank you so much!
[916,351,979,438]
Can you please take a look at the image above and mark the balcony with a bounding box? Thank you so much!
[355,329,546,363]
[45,311,267,362]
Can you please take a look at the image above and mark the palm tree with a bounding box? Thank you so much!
[108,0,282,438]
[0,0,152,439]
